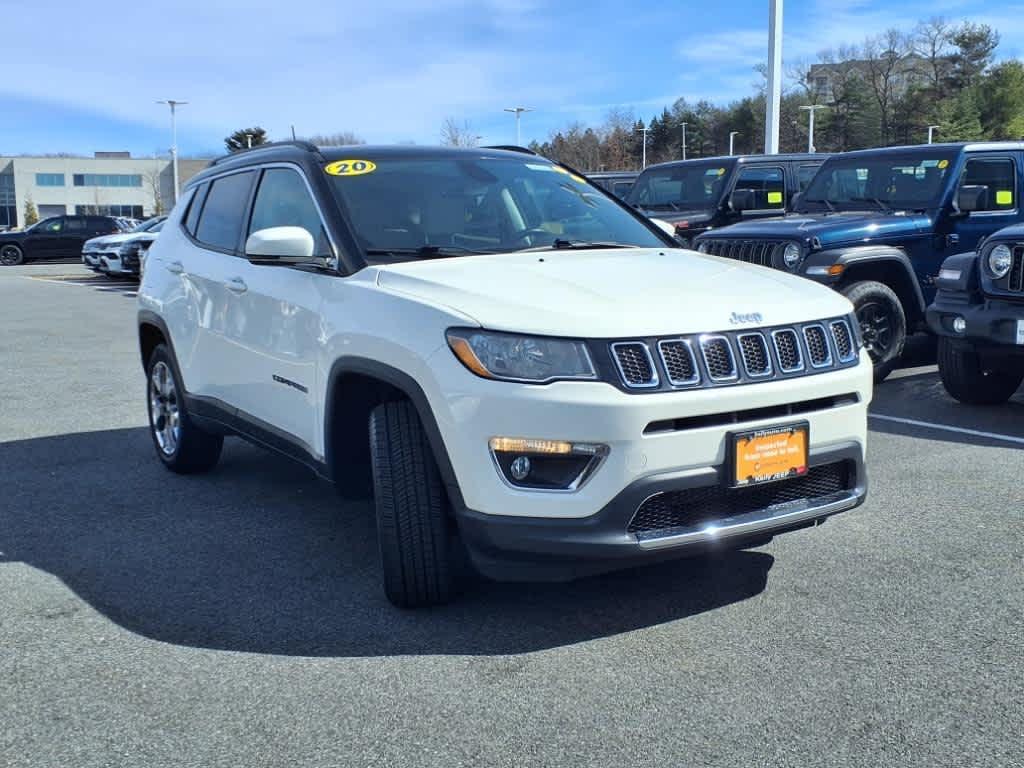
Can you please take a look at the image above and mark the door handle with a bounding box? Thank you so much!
[165,261,184,275]
[225,277,248,294]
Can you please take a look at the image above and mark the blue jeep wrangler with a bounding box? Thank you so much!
[927,223,1024,403]
[693,143,1024,381]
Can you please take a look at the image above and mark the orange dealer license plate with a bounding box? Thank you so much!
[729,423,809,488]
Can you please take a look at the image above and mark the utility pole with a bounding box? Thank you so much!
[765,0,783,154]
[291,125,297,141]
[799,105,827,153]
[679,121,688,161]
[729,131,740,156]
[157,99,187,203]
[244,133,253,149]
[504,106,533,146]
[636,125,650,168]
[927,125,940,144]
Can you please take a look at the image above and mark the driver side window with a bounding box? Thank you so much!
[249,168,330,256]
[37,217,63,234]
[734,166,786,210]
[959,158,1016,212]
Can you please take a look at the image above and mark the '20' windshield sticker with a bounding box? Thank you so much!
[324,160,376,177]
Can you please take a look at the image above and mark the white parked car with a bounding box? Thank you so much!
[83,216,165,273]
[98,219,165,277]
[137,143,871,607]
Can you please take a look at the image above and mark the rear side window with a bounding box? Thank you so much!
[194,172,254,251]
[184,185,207,236]
[797,165,820,192]
[64,217,86,233]
[248,168,330,256]
[960,158,1016,212]
[734,166,786,209]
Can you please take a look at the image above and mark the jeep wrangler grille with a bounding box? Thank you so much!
[699,238,783,267]
[627,461,853,537]
[1010,247,1024,292]
[605,316,858,392]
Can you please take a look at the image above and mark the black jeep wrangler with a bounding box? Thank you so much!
[927,224,1024,404]
[694,143,1024,381]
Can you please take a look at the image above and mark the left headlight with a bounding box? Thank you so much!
[987,244,1013,279]
[446,329,596,383]
[781,242,801,269]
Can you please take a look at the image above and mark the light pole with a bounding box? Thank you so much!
[504,106,533,146]
[636,125,650,168]
[729,131,740,156]
[927,125,940,144]
[765,0,783,154]
[679,121,688,161]
[157,99,187,204]
[799,105,827,153]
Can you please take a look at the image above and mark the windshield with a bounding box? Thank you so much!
[133,217,163,233]
[328,155,666,260]
[801,151,957,212]
[627,161,735,211]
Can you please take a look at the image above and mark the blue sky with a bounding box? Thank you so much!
[2,0,1021,157]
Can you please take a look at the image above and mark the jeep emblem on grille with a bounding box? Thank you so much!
[730,311,763,325]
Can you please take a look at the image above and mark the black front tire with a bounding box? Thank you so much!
[146,344,223,474]
[0,245,24,266]
[369,399,456,608]
[937,337,1024,405]
[842,280,907,383]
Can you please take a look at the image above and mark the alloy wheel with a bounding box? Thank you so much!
[149,361,181,456]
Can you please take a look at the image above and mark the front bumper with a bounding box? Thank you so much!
[458,442,865,581]
[927,293,1024,353]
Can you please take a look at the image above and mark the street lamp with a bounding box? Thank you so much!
[157,99,188,204]
[636,125,650,169]
[679,121,688,161]
[927,125,940,144]
[765,0,783,154]
[799,105,827,153]
[503,107,533,146]
[729,131,740,156]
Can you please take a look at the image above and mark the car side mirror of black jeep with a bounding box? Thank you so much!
[955,185,988,215]
[729,189,756,213]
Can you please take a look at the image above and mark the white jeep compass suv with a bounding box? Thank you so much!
[138,143,871,607]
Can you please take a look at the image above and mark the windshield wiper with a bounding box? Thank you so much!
[518,239,640,252]
[364,245,491,259]
[802,196,836,213]
[851,196,893,214]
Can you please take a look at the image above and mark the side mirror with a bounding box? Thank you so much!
[730,189,756,212]
[245,226,315,262]
[956,185,987,214]
[650,218,677,237]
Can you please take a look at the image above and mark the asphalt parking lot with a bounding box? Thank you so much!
[1,263,1021,768]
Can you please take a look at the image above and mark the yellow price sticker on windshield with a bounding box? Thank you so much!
[997,190,1013,205]
[324,159,376,177]
[717,168,726,175]
[937,159,949,169]
[767,192,783,204]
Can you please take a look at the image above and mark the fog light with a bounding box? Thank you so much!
[510,455,531,481]
[952,316,967,334]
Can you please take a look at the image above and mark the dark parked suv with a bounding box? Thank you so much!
[694,143,1024,381]
[626,154,828,246]
[927,223,1024,403]
[0,215,125,266]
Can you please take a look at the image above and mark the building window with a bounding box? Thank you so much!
[72,174,143,188]
[75,204,145,218]
[35,173,66,187]
[0,173,15,227]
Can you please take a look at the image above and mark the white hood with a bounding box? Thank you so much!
[375,248,853,337]
[85,232,135,248]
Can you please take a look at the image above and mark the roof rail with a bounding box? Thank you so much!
[209,140,321,166]
[484,145,538,156]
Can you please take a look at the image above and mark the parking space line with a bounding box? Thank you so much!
[869,413,1024,445]
[887,365,938,380]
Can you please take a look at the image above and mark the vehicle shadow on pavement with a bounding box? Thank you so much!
[1,427,774,657]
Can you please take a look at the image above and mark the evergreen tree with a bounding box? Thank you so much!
[224,127,269,152]
[23,196,38,227]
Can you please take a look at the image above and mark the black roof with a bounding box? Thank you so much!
[640,153,829,173]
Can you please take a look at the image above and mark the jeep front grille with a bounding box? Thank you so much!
[1010,247,1024,293]
[606,316,858,392]
[627,461,853,537]
[611,342,658,387]
[700,238,781,267]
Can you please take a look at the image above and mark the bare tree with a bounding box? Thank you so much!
[915,17,953,95]
[440,118,480,147]
[863,29,912,144]
[302,131,366,146]
[144,168,166,216]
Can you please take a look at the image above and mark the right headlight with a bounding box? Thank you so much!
[446,329,596,384]
[987,244,1013,278]
[782,242,802,269]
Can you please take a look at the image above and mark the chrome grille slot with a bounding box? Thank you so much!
[700,238,779,267]
[699,336,738,381]
[611,342,658,388]
[737,333,772,377]
[804,324,832,367]
[830,320,856,362]
[657,340,700,386]
[772,329,804,372]
[1010,247,1024,293]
